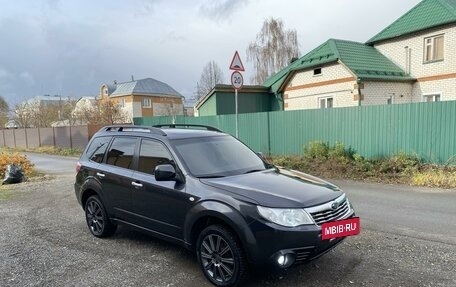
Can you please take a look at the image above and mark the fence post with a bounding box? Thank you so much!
[267,112,271,156]
[13,129,17,148]
[25,127,28,149]
[69,125,73,149]
[52,127,56,148]
[38,127,41,147]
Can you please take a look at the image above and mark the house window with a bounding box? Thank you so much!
[424,35,444,62]
[142,98,151,108]
[319,97,333,109]
[119,98,126,108]
[424,93,441,102]
[104,88,108,95]
[387,95,394,105]
[313,68,322,76]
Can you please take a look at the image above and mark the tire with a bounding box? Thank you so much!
[196,225,248,287]
[85,195,117,238]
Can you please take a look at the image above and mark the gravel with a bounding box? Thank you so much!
[1,176,455,287]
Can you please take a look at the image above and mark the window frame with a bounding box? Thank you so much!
[142,97,152,108]
[119,98,126,108]
[387,94,395,105]
[423,34,444,63]
[137,138,176,176]
[318,96,333,109]
[422,92,442,102]
[104,136,139,170]
[313,67,322,76]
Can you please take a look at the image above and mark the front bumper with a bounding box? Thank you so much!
[245,210,355,267]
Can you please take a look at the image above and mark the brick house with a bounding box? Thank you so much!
[266,0,456,110]
[100,77,184,122]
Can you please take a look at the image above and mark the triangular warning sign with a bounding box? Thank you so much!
[229,51,245,71]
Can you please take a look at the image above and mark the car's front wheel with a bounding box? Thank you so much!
[196,225,247,287]
[85,195,116,238]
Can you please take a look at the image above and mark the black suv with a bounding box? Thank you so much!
[75,124,356,286]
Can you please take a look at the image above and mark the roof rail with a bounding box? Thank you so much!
[152,124,222,132]
[101,125,167,136]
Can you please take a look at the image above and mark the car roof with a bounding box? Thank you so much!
[93,125,227,140]
[161,128,226,140]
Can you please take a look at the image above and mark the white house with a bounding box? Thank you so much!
[265,0,456,110]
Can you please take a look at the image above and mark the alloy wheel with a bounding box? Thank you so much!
[86,200,105,235]
[200,234,236,284]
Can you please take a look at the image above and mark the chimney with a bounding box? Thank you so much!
[114,80,117,84]
[131,75,135,81]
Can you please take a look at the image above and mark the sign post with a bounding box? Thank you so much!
[229,51,245,138]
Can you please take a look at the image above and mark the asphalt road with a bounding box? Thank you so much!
[24,152,78,175]
[0,153,455,286]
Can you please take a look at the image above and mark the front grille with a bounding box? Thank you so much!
[293,247,312,263]
[305,195,350,225]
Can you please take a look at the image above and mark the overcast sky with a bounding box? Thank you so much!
[0,0,421,106]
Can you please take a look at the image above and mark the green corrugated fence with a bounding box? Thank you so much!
[134,101,456,163]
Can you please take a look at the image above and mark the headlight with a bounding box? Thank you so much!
[257,206,315,227]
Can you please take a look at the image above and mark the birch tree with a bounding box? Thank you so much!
[247,18,299,85]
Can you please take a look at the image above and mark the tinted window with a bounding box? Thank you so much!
[172,135,266,178]
[86,136,111,163]
[106,137,137,169]
[138,139,173,175]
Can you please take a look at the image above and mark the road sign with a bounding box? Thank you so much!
[229,51,245,71]
[231,71,243,90]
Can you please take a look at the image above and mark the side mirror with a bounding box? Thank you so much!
[155,164,176,181]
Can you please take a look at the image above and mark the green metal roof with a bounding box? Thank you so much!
[367,0,456,44]
[333,39,414,81]
[265,39,414,93]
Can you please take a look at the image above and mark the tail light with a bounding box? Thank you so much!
[76,161,82,173]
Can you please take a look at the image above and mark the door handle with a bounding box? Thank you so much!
[96,172,105,178]
[131,181,143,188]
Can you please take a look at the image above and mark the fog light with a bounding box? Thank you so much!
[277,255,286,265]
[275,252,295,268]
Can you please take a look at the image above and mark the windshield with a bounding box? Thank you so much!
[171,135,266,178]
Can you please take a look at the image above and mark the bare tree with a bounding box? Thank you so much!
[195,61,224,100]
[247,18,299,85]
[94,98,129,124]
[0,96,9,128]
[60,98,79,126]
[164,101,184,124]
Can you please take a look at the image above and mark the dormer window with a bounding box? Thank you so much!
[313,68,322,76]
[424,35,444,62]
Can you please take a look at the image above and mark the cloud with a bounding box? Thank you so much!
[199,0,249,22]
[135,0,160,17]
[19,72,36,86]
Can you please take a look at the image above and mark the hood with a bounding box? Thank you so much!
[200,168,343,208]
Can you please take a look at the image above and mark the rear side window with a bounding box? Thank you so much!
[138,139,173,175]
[86,136,112,163]
[106,137,137,169]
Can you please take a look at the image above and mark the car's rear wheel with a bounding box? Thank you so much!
[85,195,116,238]
[196,225,247,286]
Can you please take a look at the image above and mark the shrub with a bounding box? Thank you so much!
[411,169,456,188]
[379,152,421,174]
[303,141,329,159]
[0,152,34,178]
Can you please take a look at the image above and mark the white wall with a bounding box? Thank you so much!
[374,23,456,101]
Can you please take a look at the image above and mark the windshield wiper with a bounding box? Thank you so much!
[243,169,265,174]
[198,175,226,179]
